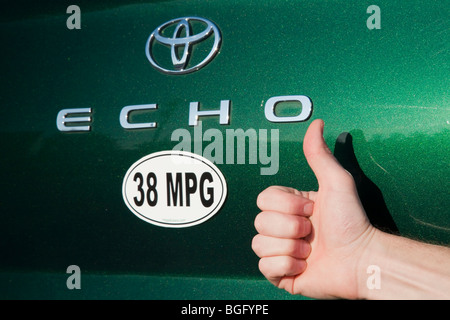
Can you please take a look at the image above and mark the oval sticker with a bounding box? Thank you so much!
[122,151,227,228]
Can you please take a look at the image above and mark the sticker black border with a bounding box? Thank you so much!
[123,151,227,227]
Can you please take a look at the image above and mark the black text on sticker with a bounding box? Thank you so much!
[132,172,215,208]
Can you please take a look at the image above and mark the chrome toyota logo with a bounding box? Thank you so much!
[145,17,222,75]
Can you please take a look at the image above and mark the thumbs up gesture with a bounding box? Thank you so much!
[252,119,375,299]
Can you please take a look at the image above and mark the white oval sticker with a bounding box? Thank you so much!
[122,151,227,228]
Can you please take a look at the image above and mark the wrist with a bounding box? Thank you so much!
[356,228,450,299]
[356,228,389,300]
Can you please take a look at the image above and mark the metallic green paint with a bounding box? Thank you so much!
[0,0,448,299]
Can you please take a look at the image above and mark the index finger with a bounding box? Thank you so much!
[256,186,314,216]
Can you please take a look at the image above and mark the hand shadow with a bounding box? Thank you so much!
[333,132,399,235]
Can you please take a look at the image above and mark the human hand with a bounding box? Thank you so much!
[252,119,377,299]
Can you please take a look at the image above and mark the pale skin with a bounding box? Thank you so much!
[252,119,450,299]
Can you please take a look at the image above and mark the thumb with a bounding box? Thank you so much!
[303,119,355,190]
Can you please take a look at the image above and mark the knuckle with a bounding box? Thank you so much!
[254,211,277,235]
[256,193,264,209]
[290,217,309,237]
[258,258,270,275]
[251,235,262,254]
[257,186,284,209]
[286,200,300,215]
[287,240,302,256]
[298,240,312,258]
[278,256,295,272]
[256,187,272,206]
[253,213,265,232]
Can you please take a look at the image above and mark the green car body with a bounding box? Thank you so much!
[0,0,448,299]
